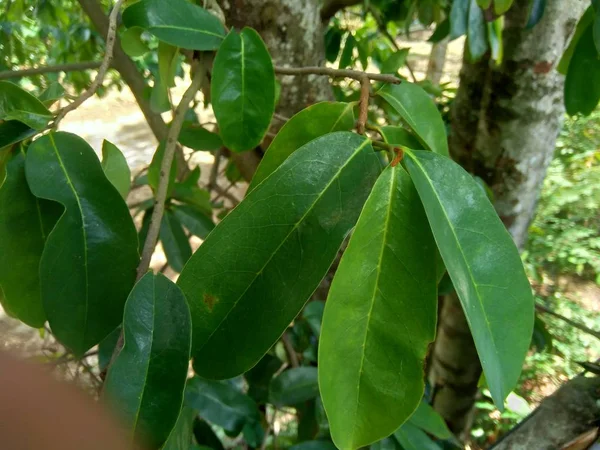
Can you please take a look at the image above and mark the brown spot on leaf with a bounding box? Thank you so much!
[203,293,218,311]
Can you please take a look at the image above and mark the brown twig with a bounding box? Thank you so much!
[357,76,370,134]
[0,61,103,80]
[52,0,125,127]
[207,148,222,193]
[274,66,400,84]
[281,332,300,368]
[273,112,291,122]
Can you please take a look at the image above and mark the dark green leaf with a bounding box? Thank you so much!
[428,19,450,43]
[177,132,381,379]
[381,48,409,74]
[450,0,469,39]
[211,28,275,152]
[104,272,192,449]
[98,326,121,372]
[193,419,225,450]
[558,7,594,75]
[467,0,489,61]
[120,26,150,57]
[297,399,319,442]
[242,420,265,447]
[370,437,401,450]
[290,441,337,450]
[565,24,600,116]
[378,126,423,149]
[0,150,58,327]
[325,26,343,63]
[122,0,226,50]
[594,2,600,54]
[178,124,223,151]
[525,0,546,29]
[404,149,534,409]
[172,204,214,239]
[378,84,449,157]
[245,353,282,404]
[148,142,177,196]
[338,33,356,69]
[249,102,355,192]
[159,42,179,90]
[394,422,441,450]
[531,314,552,352]
[173,180,212,216]
[160,211,192,272]
[185,376,260,436]
[269,367,319,407]
[26,132,139,355]
[303,301,325,337]
[101,140,131,200]
[163,406,197,450]
[0,81,53,129]
[0,120,36,149]
[407,402,452,440]
[319,165,437,450]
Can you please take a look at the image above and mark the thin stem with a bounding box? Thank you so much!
[0,61,103,81]
[273,112,291,122]
[282,332,299,368]
[52,0,125,127]
[207,148,222,193]
[535,303,600,341]
[357,76,370,134]
[274,66,400,84]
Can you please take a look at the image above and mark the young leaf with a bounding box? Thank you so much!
[160,211,192,272]
[450,0,469,39]
[172,204,215,239]
[407,402,452,440]
[394,422,441,450]
[122,0,226,50]
[101,140,131,200]
[468,0,489,61]
[404,149,534,409]
[104,272,192,450]
[25,132,139,355]
[565,24,600,116]
[269,367,319,407]
[319,165,437,450]
[494,0,513,15]
[177,132,381,379]
[0,81,53,130]
[0,151,58,327]
[178,124,223,151]
[377,84,449,157]
[163,406,197,450]
[120,26,149,57]
[185,377,260,436]
[378,126,423,149]
[249,102,355,192]
[158,42,179,90]
[211,28,275,152]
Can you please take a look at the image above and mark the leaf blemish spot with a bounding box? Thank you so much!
[203,293,218,311]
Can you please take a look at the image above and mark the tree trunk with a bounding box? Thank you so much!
[426,39,449,85]
[429,0,586,439]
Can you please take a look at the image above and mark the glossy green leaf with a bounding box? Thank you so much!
[558,7,594,75]
[25,132,139,355]
[193,419,225,450]
[249,102,355,192]
[172,204,214,239]
[104,272,192,450]
[394,423,441,450]
[525,0,546,29]
[0,120,36,149]
[407,402,452,440]
[163,406,197,450]
[101,140,131,200]
[378,84,449,157]
[38,82,65,106]
[98,326,121,372]
[325,26,343,63]
[494,0,513,14]
[290,441,337,450]
[565,24,600,116]
[177,132,381,379]
[381,49,409,74]
[339,33,356,69]
[467,0,489,61]
[211,28,275,152]
[185,377,260,436]
[160,211,192,272]
[269,367,319,407]
[0,81,53,130]
[429,19,450,43]
[120,26,149,57]
[0,150,58,327]
[404,149,534,409]
[178,124,223,151]
[319,165,437,450]
[159,42,179,90]
[450,0,469,39]
[148,142,177,196]
[122,0,226,50]
[303,301,325,337]
[378,126,423,149]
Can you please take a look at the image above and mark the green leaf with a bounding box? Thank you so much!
[148,142,177,196]
[211,28,275,152]
[163,406,197,450]
[407,402,452,440]
[0,81,53,130]
[185,377,260,436]
[101,140,131,200]
[0,150,58,327]
[38,82,65,106]
[558,7,594,75]
[122,0,226,50]
[177,132,381,379]
[290,441,337,450]
[565,24,600,116]
[98,326,121,372]
[477,0,492,8]
[150,79,171,113]
[172,179,212,216]
[429,19,450,43]
[178,124,223,151]
[25,132,139,355]
[394,422,441,450]
[159,42,179,89]
[104,272,192,450]
[0,120,36,149]
[450,0,469,39]
[249,102,355,192]
[487,18,503,63]
[243,420,265,447]
[303,301,325,337]
[370,437,400,450]
[467,0,489,61]
[594,3,600,54]
[325,26,343,63]
[526,0,546,29]
[381,48,409,74]
[378,126,423,149]
[160,211,192,272]
[404,149,534,409]
[245,353,282,404]
[269,367,319,407]
[377,84,449,157]
[172,204,214,239]
[120,26,150,57]
[319,165,437,450]
[339,33,356,69]
[494,0,513,15]
[193,419,225,450]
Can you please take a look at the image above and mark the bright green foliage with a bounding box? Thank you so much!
[477,0,492,8]
[408,402,452,440]
[565,24,600,116]
[25,132,139,355]
[211,28,275,152]
[178,124,223,151]
[494,0,514,15]
[378,83,449,157]
[160,210,192,272]
[104,272,191,450]
[319,165,437,450]
[101,140,131,200]
[158,42,180,93]
[269,367,319,407]
[404,149,534,409]
[0,81,53,130]
[0,151,58,327]
[249,102,355,192]
[120,27,150,58]
[394,422,441,450]
[185,377,260,436]
[122,0,226,50]
[177,132,381,379]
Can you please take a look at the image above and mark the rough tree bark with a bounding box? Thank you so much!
[426,39,449,85]
[429,0,587,440]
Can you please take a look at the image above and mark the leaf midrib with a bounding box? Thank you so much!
[150,24,224,39]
